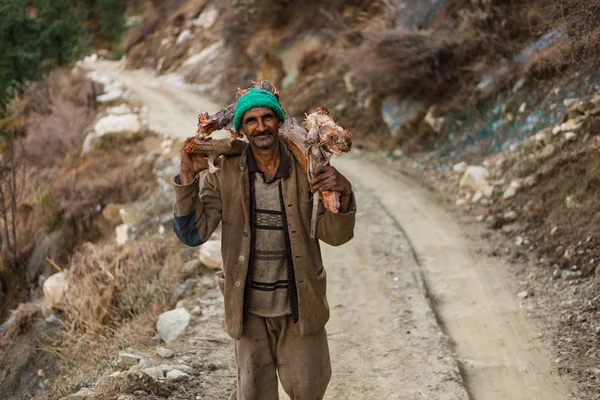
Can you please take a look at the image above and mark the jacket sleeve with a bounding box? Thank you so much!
[172,170,222,247]
[316,192,357,246]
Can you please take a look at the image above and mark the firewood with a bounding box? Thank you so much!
[182,137,247,173]
[191,81,352,237]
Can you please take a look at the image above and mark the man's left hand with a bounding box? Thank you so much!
[310,165,353,212]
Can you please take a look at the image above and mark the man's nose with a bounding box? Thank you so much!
[256,118,266,132]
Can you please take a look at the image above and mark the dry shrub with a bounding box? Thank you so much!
[63,238,171,335]
[344,30,484,101]
[40,237,185,396]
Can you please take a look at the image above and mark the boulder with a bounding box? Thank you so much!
[60,388,96,400]
[43,272,69,308]
[156,347,174,358]
[156,308,191,343]
[459,166,491,194]
[181,260,201,279]
[166,369,189,382]
[118,352,144,367]
[95,371,167,397]
[94,114,142,137]
[199,241,222,270]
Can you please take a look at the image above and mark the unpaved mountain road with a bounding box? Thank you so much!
[87,60,572,400]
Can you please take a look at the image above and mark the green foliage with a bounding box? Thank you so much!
[0,0,42,106]
[0,0,89,108]
[97,0,124,44]
[36,0,89,66]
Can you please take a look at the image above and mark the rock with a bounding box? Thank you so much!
[455,198,467,206]
[182,260,201,279]
[503,180,521,200]
[424,106,445,133]
[503,211,518,221]
[61,388,96,400]
[156,364,174,373]
[119,352,144,367]
[459,166,491,193]
[551,125,562,135]
[106,104,133,115]
[518,290,533,299]
[538,144,556,160]
[142,367,165,380]
[515,236,525,246]
[563,98,579,108]
[552,267,562,279]
[173,364,194,374]
[562,270,582,280]
[115,224,131,245]
[381,96,426,136]
[157,308,191,343]
[94,114,142,137]
[565,195,577,209]
[166,369,189,382]
[193,3,220,30]
[523,175,537,187]
[502,223,526,234]
[43,272,69,308]
[156,347,174,358]
[199,241,223,270]
[471,191,483,204]
[551,226,558,235]
[561,118,584,132]
[564,131,577,142]
[176,29,192,45]
[190,306,202,316]
[95,371,167,397]
[169,279,196,307]
[26,231,52,284]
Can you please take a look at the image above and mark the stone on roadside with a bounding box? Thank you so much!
[156,347,174,359]
[119,352,144,367]
[452,161,468,174]
[518,290,533,299]
[459,166,491,194]
[166,369,189,382]
[199,241,223,270]
[43,272,69,308]
[562,270,582,280]
[106,104,133,115]
[538,144,556,160]
[182,260,201,278]
[115,224,131,245]
[455,198,467,207]
[95,371,166,397]
[94,114,142,137]
[565,196,577,209]
[142,367,165,380]
[172,364,194,375]
[564,131,577,142]
[169,279,196,307]
[157,308,191,343]
[503,211,518,221]
[471,191,483,204]
[190,306,202,316]
[503,180,521,200]
[61,388,96,400]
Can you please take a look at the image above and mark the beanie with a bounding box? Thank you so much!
[233,88,286,132]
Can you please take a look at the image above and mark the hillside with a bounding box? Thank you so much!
[0,0,599,399]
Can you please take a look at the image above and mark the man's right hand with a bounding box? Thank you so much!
[179,134,212,184]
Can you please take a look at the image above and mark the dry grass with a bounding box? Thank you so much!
[39,236,188,398]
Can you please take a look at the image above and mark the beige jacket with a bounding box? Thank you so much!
[172,144,356,339]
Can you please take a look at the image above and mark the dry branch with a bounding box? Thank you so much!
[190,81,351,237]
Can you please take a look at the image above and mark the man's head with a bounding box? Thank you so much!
[233,88,286,150]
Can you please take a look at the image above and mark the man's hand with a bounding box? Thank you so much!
[310,165,353,213]
[179,134,212,184]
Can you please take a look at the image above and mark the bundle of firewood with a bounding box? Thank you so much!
[183,80,352,238]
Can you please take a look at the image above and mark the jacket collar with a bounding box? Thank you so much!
[239,141,292,181]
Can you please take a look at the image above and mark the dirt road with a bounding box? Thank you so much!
[87,60,572,399]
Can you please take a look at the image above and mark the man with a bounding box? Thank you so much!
[172,88,356,400]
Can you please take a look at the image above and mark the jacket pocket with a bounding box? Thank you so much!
[216,270,225,296]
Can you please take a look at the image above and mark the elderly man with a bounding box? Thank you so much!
[172,88,356,400]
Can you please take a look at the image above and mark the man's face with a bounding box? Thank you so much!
[240,107,282,150]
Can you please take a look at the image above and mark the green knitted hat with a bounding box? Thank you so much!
[233,88,286,132]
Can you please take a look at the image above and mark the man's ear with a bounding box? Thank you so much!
[277,119,283,128]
